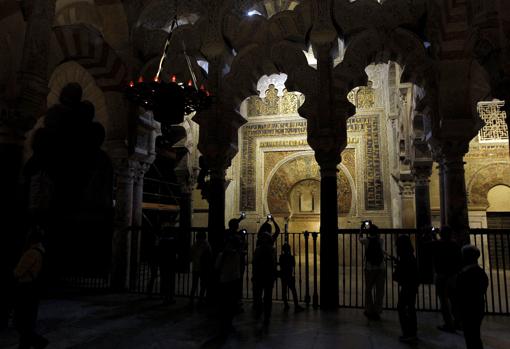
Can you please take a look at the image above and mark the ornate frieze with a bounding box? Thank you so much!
[477,101,508,143]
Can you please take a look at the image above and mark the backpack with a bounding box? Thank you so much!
[366,237,384,266]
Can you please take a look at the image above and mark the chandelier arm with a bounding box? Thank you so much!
[156,17,179,80]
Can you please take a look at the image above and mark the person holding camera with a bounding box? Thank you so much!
[256,214,280,246]
[359,221,385,320]
[252,214,280,326]
[226,213,248,304]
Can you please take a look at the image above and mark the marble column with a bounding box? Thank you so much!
[440,153,470,244]
[318,159,340,310]
[400,181,416,228]
[111,161,134,291]
[208,168,226,254]
[129,162,149,289]
[179,187,193,271]
[413,165,432,229]
[437,160,447,228]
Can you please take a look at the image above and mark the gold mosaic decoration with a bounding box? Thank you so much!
[265,152,354,215]
[240,116,384,212]
[347,84,376,109]
[477,101,508,143]
[247,85,302,116]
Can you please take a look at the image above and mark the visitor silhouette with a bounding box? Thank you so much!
[252,216,279,327]
[146,226,160,295]
[215,236,241,336]
[225,213,247,303]
[158,226,177,304]
[359,221,385,320]
[13,225,48,349]
[457,245,489,349]
[393,235,419,343]
[190,231,212,306]
[278,243,304,312]
[432,226,462,332]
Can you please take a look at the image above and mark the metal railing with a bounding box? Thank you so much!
[58,227,510,315]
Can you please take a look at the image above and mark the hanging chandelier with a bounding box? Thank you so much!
[125,18,211,124]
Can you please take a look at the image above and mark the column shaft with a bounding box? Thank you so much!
[208,170,226,254]
[441,156,470,244]
[319,166,339,309]
[415,177,432,229]
[111,171,134,290]
[129,174,144,289]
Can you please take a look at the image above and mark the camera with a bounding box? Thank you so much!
[241,229,247,235]
[267,214,273,220]
[361,220,371,230]
[240,211,246,219]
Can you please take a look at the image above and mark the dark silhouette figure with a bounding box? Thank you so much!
[190,231,212,305]
[256,215,280,245]
[225,213,247,301]
[279,243,304,312]
[13,226,48,349]
[416,226,437,284]
[359,222,385,320]
[252,226,278,326]
[158,227,177,304]
[457,245,489,349]
[215,237,241,335]
[432,226,462,332]
[393,235,419,343]
[146,228,160,295]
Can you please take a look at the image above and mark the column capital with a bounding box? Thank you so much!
[412,163,433,185]
[400,181,416,198]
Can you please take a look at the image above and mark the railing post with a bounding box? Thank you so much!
[304,231,310,307]
[312,232,319,309]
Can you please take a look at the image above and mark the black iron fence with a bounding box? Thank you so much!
[60,228,510,315]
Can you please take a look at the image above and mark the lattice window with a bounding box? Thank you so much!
[478,101,508,143]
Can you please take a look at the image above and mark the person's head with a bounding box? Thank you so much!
[282,243,291,255]
[439,226,453,241]
[196,231,206,242]
[368,224,379,237]
[228,218,240,232]
[258,222,272,235]
[461,245,481,265]
[396,235,414,257]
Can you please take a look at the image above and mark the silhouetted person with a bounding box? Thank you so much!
[13,226,48,349]
[279,243,304,312]
[225,213,247,301]
[416,226,437,285]
[359,221,385,320]
[252,231,277,326]
[457,245,489,349]
[432,226,462,332]
[393,235,418,343]
[257,215,280,246]
[146,228,160,295]
[158,227,177,304]
[190,231,212,305]
[215,237,241,335]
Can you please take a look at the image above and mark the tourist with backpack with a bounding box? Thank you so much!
[359,221,385,320]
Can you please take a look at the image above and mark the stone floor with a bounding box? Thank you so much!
[1,294,509,349]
